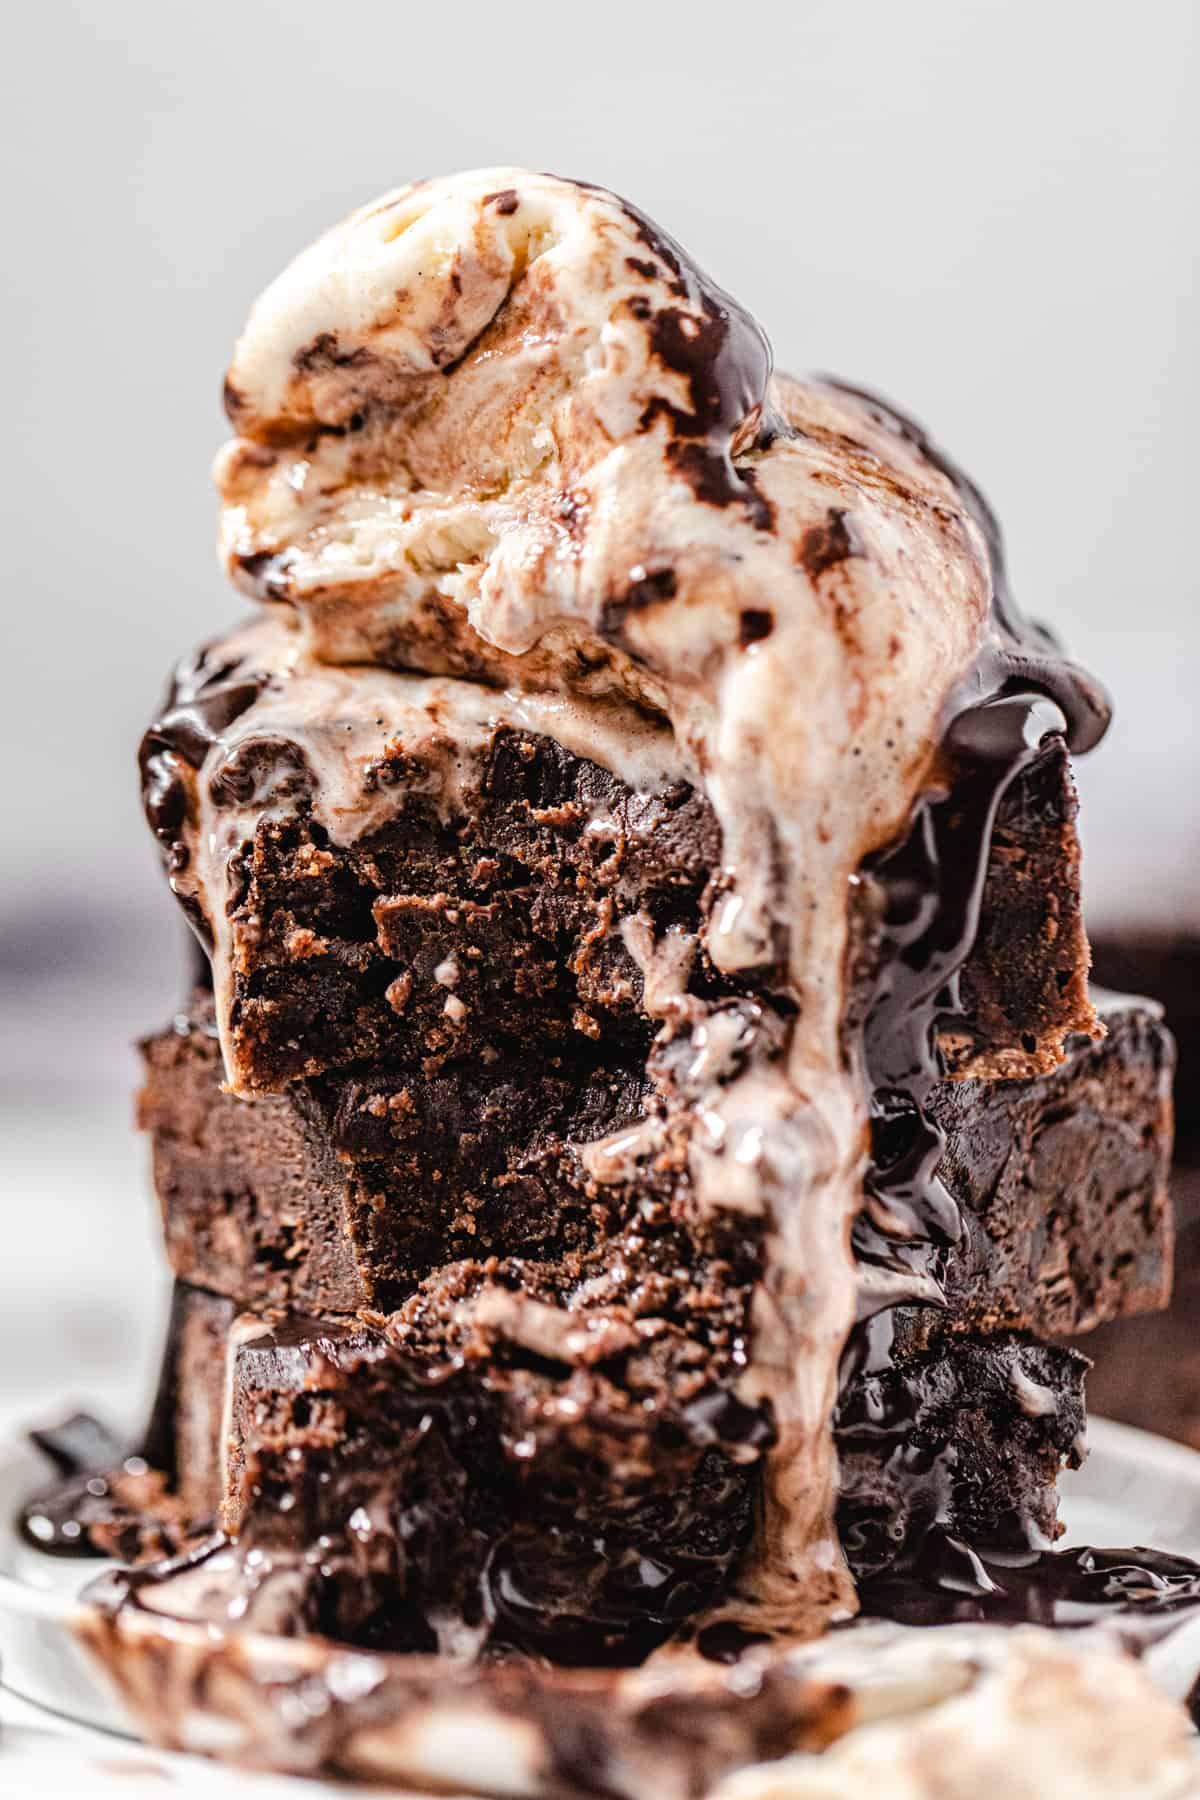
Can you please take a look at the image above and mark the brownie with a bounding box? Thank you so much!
[892,994,1173,1356]
[1081,1165,1200,1446]
[1070,933,1200,1444]
[140,994,1172,1330]
[132,638,1112,1652]
[141,683,1094,1101]
[141,996,655,1309]
[1091,933,1200,1153]
[145,1284,1086,1660]
[941,741,1093,1078]
[121,981,1168,1660]
[136,1286,759,1661]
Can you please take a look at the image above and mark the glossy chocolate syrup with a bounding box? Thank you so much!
[842,386,1111,1384]
[824,396,1122,1612]
[574,180,779,530]
[859,1537,1200,1642]
[850,694,1069,1352]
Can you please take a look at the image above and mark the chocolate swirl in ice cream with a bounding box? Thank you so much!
[136,169,1111,1639]
[69,1571,1200,1798]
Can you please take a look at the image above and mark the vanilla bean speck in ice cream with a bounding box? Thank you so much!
[146,167,1111,1639]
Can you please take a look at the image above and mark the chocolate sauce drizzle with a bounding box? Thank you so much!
[825,379,1112,754]
[829,552,1200,1669]
[20,1419,153,1562]
[860,1539,1200,1641]
[573,178,779,530]
[832,396,1117,1597]
[139,641,270,948]
[843,380,1112,1341]
[850,692,1070,1351]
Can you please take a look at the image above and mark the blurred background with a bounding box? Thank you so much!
[1,1,1197,1436]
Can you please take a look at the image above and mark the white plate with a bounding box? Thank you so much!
[2,1416,1199,1793]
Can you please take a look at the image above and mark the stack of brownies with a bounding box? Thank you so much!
[117,169,1172,1662]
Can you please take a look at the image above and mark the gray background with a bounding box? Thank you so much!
[0,2,1196,1435]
